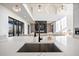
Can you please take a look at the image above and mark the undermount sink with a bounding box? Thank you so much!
[18,43,62,52]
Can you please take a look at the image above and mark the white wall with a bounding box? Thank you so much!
[0,5,29,38]
[24,22,28,35]
[73,3,79,36]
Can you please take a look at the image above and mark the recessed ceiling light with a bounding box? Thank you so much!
[12,5,21,12]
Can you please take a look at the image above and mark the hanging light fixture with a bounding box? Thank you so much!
[61,5,64,10]
[58,4,64,12]
[12,5,21,12]
[38,5,41,12]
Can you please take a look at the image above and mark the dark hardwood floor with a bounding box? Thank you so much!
[17,43,62,52]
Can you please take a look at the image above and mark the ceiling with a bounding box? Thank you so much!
[0,3,69,23]
[0,3,33,23]
[26,3,66,22]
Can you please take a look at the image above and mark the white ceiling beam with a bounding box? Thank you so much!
[22,4,34,21]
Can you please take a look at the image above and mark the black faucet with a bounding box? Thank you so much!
[38,24,42,42]
[34,32,36,37]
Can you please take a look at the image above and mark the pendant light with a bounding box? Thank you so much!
[12,5,21,12]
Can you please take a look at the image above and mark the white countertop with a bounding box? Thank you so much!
[0,35,79,56]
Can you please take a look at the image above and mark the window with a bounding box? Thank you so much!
[56,16,67,32]
[8,17,24,37]
[56,20,61,32]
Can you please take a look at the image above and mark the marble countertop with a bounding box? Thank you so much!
[0,35,79,56]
